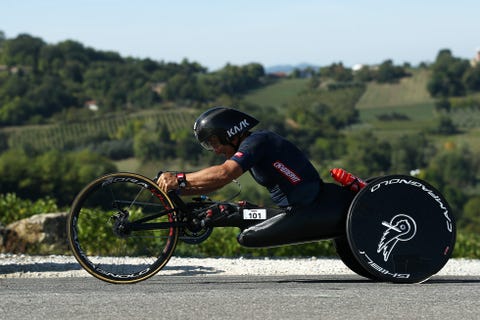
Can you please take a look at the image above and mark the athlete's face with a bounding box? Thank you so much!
[205,135,237,159]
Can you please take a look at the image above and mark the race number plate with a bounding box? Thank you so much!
[243,209,267,220]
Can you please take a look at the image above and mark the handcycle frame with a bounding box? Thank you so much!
[67,171,456,284]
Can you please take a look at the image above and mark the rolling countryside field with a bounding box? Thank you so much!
[243,69,480,154]
[2,66,480,258]
[2,68,480,168]
[244,78,309,110]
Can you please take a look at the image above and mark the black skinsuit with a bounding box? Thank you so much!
[224,130,354,248]
[237,183,355,247]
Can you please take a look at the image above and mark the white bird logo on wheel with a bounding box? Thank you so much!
[377,214,417,262]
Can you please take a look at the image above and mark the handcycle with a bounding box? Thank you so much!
[67,170,456,284]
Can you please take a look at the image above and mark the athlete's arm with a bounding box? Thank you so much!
[156,160,243,195]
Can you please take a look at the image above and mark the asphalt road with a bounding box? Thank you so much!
[1,275,480,320]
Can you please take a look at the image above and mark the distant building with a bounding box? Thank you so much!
[0,65,32,74]
[471,48,480,66]
[268,72,288,78]
[152,82,166,94]
[352,64,364,72]
[85,100,99,111]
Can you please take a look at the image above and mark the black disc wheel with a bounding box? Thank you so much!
[346,175,456,283]
[67,172,179,284]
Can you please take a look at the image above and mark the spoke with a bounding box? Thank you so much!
[128,187,146,210]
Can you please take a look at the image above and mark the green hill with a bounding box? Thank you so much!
[4,69,479,154]
[242,71,480,155]
[243,78,309,110]
[1,109,197,152]
[356,69,434,110]
[353,69,437,134]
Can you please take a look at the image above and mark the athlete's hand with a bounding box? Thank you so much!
[156,172,178,192]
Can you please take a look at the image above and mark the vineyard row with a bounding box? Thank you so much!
[4,110,197,151]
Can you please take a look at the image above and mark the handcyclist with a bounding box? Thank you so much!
[156,107,355,247]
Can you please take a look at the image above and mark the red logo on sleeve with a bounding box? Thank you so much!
[234,152,244,158]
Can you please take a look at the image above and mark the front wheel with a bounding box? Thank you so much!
[67,172,179,284]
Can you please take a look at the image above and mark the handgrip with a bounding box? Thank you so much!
[155,170,188,212]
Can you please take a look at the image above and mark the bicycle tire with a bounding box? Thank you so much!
[333,176,380,281]
[333,236,378,280]
[67,172,179,284]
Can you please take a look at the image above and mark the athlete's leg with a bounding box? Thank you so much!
[205,203,284,230]
[237,183,355,247]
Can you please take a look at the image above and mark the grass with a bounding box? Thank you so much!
[1,108,197,152]
[244,72,480,157]
[358,102,435,123]
[356,69,434,109]
[244,78,309,111]
[348,72,437,140]
[114,158,141,173]
[442,128,480,154]
[5,68,480,173]
[347,70,480,155]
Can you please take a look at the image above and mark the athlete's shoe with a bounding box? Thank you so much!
[203,203,236,226]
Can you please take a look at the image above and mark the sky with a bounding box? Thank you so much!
[2,0,479,71]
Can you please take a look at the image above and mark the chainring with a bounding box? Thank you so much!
[179,226,213,244]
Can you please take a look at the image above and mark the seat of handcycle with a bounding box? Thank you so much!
[237,183,355,248]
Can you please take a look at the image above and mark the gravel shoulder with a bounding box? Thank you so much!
[1,254,480,279]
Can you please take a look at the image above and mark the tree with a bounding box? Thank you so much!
[432,115,458,135]
[390,133,435,174]
[353,66,374,82]
[0,30,5,47]
[427,73,450,97]
[428,145,477,188]
[434,98,451,113]
[343,130,391,177]
[463,64,480,92]
[28,74,78,118]
[461,196,480,231]
[0,97,27,125]
[1,34,45,71]
[422,145,478,216]
[162,73,202,101]
[428,49,471,97]
[0,32,272,125]
[133,123,175,161]
[320,62,353,82]
[171,129,203,164]
[213,63,265,95]
[375,59,408,83]
[0,149,116,205]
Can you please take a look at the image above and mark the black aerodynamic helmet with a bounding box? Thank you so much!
[193,107,259,150]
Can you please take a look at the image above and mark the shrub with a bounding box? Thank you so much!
[0,193,59,225]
